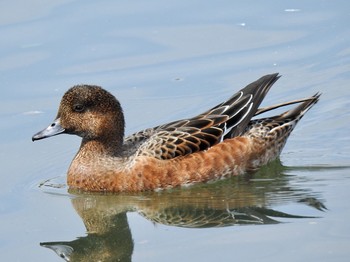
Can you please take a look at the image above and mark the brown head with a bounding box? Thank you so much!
[32,85,125,153]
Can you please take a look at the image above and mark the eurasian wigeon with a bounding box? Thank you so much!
[32,73,320,192]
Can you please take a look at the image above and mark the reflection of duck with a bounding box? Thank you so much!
[40,163,326,261]
[41,212,133,262]
[33,74,320,192]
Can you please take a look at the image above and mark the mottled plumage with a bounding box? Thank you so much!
[32,73,320,192]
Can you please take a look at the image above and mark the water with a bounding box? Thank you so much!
[1,0,350,261]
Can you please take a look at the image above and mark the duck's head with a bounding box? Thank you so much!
[32,85,125,146]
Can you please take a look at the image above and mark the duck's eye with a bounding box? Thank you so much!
[73,104,85,112]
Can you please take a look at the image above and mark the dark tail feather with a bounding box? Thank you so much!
[243,93,320,166]
[276,93,321,120]
[255,95,319,117]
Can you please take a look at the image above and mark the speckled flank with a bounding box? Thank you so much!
[67,137,252,192]
[33,74,320,192]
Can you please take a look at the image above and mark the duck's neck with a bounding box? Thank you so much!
[79,137,124,157]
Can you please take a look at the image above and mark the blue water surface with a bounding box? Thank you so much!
[0,0,349,261]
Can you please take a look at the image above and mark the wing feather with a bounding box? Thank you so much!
[124,73,280,159]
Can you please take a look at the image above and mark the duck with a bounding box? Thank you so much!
[32,73,320,192]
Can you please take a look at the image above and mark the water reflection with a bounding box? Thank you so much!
[40,160,326,261]
[41,212,133,261]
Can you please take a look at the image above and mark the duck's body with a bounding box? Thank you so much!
[33,73,320,192]
[67,136,251,191]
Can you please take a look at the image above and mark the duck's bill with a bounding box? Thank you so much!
[32,118,65,141]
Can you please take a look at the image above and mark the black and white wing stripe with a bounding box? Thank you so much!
[124,73,280,160]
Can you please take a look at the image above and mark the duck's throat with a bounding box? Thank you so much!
[79,138,123,157]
